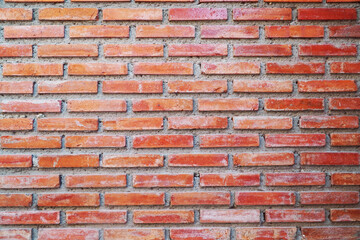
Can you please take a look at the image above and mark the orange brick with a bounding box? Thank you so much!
[38,44,98,57]
[264,98,324,111]
[301,152,360,166]
[0,175,59,189]
[301,192,359,205]
[105,193,164,206]
[37,118,98,131]
[104,229,165,240]
[169,8,227,21]
[0,8,32,21]
[66,175,126,188]
[136,25,195,38]
[329,25,360,38]
[0,194,32,207]
[331,133,360,146]
[200,173,260,187]
[233,8,292,21]
[38,193,99,207]
[133,174,193,187]
[103,80,163,94]
[234,44,292,56]
[235,192,295,205]
[38,81,98,94]
[267,62,325,74]
[265,25,324,38]
[300,116,359,129]
[200,209,260,223]
[134,62,193,75]
[265,134,326,147]
[201,25,259,39]
[198,98,258,111]
[298,80,357,93]
[4,25,64,38]
[104,44,163,57]
[0,81,33,94]
[168,44,227,57]
[299,44,357,56]
[0,45,32,57]
[1,136,61,149]
[168,80,227,93]
[329,98,360,110]
[0,211,60,225]
[234,152,294,166]
[0,229,31,240]
[168,154,228,167]
[0,155,32,168]
[168,116,227,129]
[170,228,229,240]
[266,209,325,223]
[200,134,259,148]
[302,227,360,240]
[39,8,98,21]
[67,99,126,112]
[103,8,162,21]
[133,135,193,148]
[0,100,61,113]
[133,210,194,224]
[102,154,163,168]
[38,154,99,168]
[132,99,193,112]
[3,63,63,76]
[38,229,98,240]
[332,173,360,185]
[0,118,33,131]
[103,117,163,130]
[65,135,126,148]
[236,228,296,240]
[68,63,128,76]
[70,25,129,38]
[66,211,126,224]
[171,192,230,205]
[201,62,260,74]
[234,80,292,93]
[266,173,326,186]
[298,8,357,21]
[234,117,292,129]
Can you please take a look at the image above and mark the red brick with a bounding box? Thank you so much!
[66,175,126,188]
[0,229,31,240]
[201,25,259,39]
[169,44,227,57]
[0,118,33,131]
[133,174,193,187]
[168,116,227,129]
[200,134,259,148]
[301,152,359,165]
[38,154,99,168]
[38,229,98,240]
[6,0,63,2]
[104,118,162,131]
[264,98,324,111]
[0,8,32,21]
[0,81,33,94]
[170,228,230,240]
[265,25,324,38]
[68,63,127,75]
[0,45,32,57]
[301,192,359,205]
[265,0,320,1]
[1,100,61,113]
[233,8,292,21]
[331,62,360,74]
[331,209,360,222]
[198,98,258,111]
[0,175,59,189]
[302,227,360,240]
[234,44,291,57]
[331,133,360,146]
[0,194,32,207]
[105,193,164,206]
[200,173,260,187]
[200,209,260,223]
[134,62,193,75]
[66,211,126,224]
[332,173,360,185]
[133,135,193,148]
[266,134,326,147]
[235,192,295,205]
[103,80,162,94]
[103,8,162,21]
[37,118,98,131]
[0,155,32,168]
[133,210,194,224]
[38,193,99,207]
[168,154,228,167]
[3,63,63,76]
[133,99,192,112]
[4,25,64,38]
[104,44,163,57]
[299,44,357,56]
[168,80,227,93]
[171,192,230,205]
[300,116,358,129]
[201,62,260,74]
[0,211,59,225]
[169,8,227,21]
[70,25,129,38]
[38,81,97,94]
[266,209,325,223]
[1,136,61,149]
[236,228,296,240]
[329,25,360,38]
[298,8,357,20]
[67,99,126,112]
[266,173,326,186]
[104,229,164,240]
[234,116,292,130]
[136,25,195,38]
[234,80,292,93]
[234,152,294,166]
[39,8,98,21]
[38,44,98,57]
[102,154,163,168]
[298,80,357,92]
[65,135,126,148]
[267,62,325,74]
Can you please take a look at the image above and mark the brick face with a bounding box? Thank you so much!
[0,1,359,239]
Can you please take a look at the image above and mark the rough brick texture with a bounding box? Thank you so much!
[0,0,359,239]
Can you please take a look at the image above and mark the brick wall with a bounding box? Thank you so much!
[0,0,359,239]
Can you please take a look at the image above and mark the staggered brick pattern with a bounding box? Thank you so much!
[0,0,360,239]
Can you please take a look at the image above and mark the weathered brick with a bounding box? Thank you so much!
[1,136,61,149]
[134,62,193,75]
[200,173,260,187]
[201,25,259,39]
[3,63,63,76]
[104,229,164,240]
[234,152,294,166]
[38,154,99,168]
[330,209,360,222]
[298,8,357,20]
[0,175,59,189]
[102,154,163,168]
[70,25,129,38]
[103,80,162,94]
[300,116,359,129]
[331,133,360,146]
[133,99,193,112]
[169,8,227,21]
[133,174,193,187]
[0,45,32,57]
[299,44,357,56]
[198,98,258,111]
[171,192,230,205]
[234,80,293,93]
[136,25,195,38]
[264,98,324,111]
[104,44,163,57]
[0,211,60,225]
[37,118,98,131]
[234,117,292,129]
[0,81,33,94]
[0,194,32,207]
[133,210,194,224]
[0,8,32,21]
[66,175,126,188]
[200,209,260,223]
[38,193,100,207]
[65,135,126,148]
[68,63,127,75]
[265,134,326,147]
[66,211,126,224]
[331,173,360,185]
[0,118,33,131]
[38,44,98,57]
[67,99,126,112]
[329,25,360,38]
[168,154,228,167]
[298,80,357,92]
[266,173,326,186]
[201,62,260,74]
[330,98,360,110]
[302,227,360,240]
[169,44,227,57]
[266,209,325,223]
[234,44,292,56]
[38,229,98,240]
[0,155,32,168]
[170,228,230,240]
[39,8,98,21]
[168,80,227,93]
[200,134,259,148]
[168,116,227,129]
[4,25,64,38]
[300,152,359,165]
[265,25,324,38]
[236,228,296,240]
[0,229,31,240]
[233,8,292,21]
[1,100,61,113]
[235,192,295,205]
[103,8,162,21]
[267,63,325,74]
[105,193,164,206]
[300,192,359,205]
[38,81,97,94]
